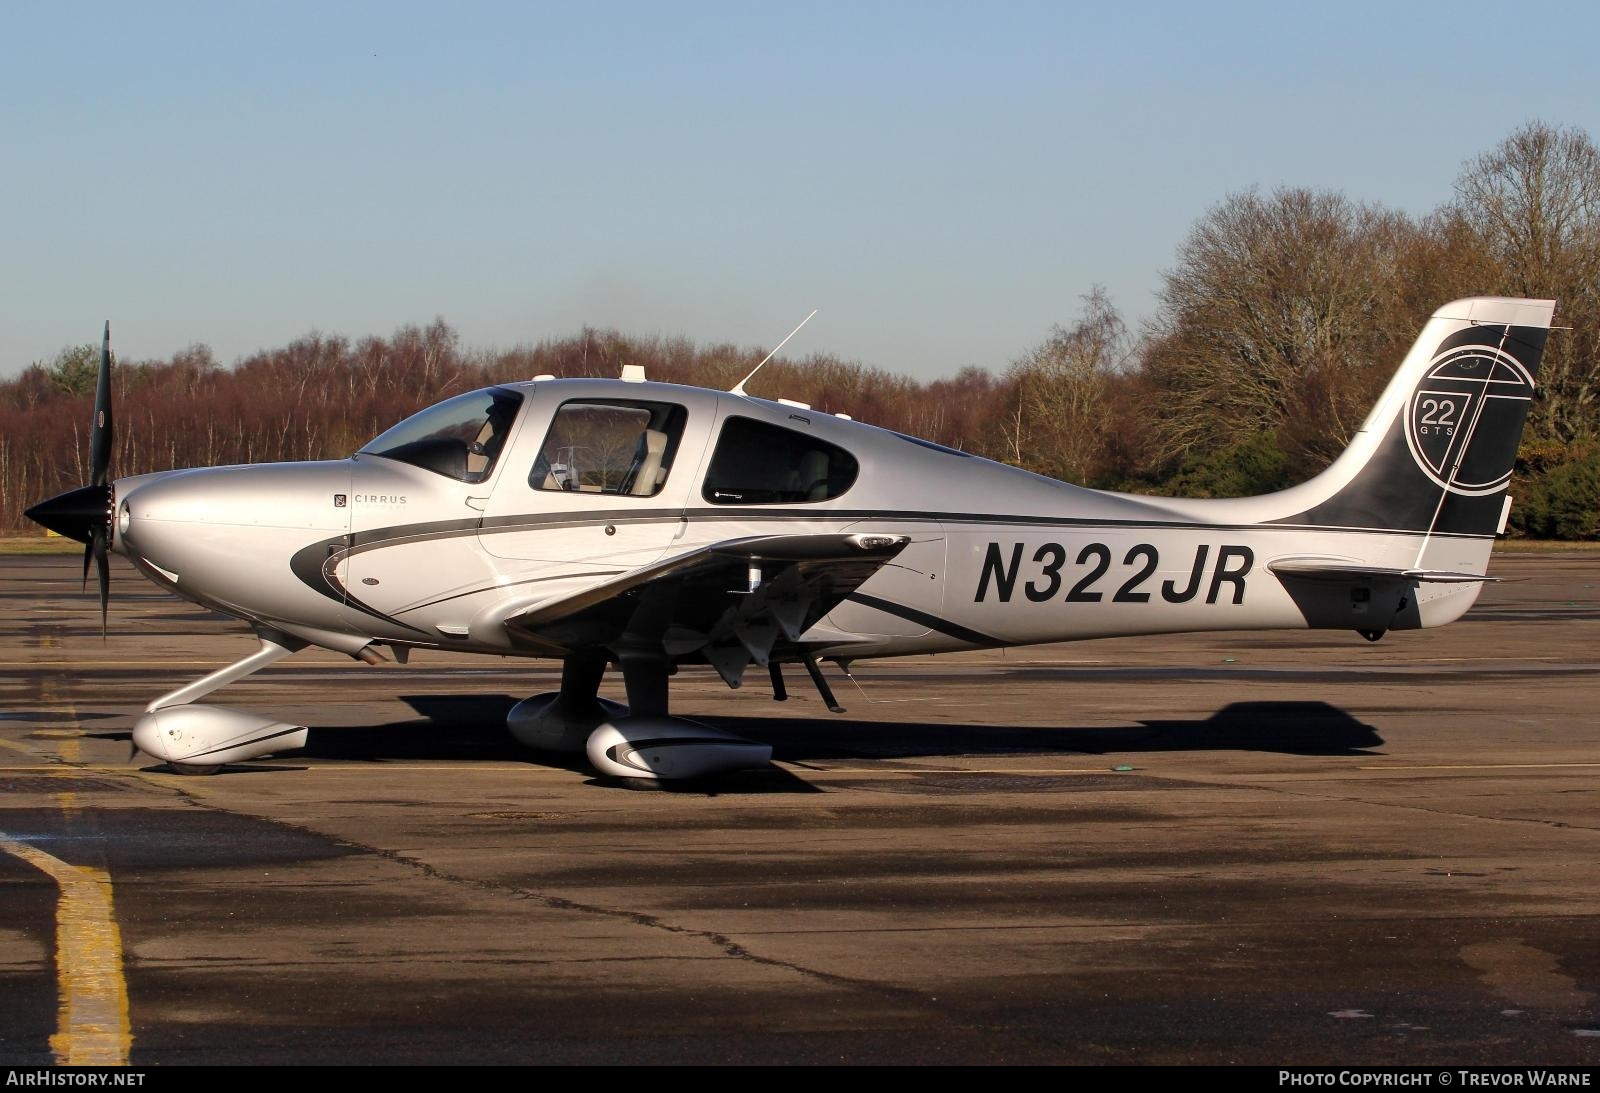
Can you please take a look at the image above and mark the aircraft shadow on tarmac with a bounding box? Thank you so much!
[722,701,1384,760]
[105,696,1384,793]
[288,695,1385,765]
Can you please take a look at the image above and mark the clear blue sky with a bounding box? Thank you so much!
[4,2,1598,381]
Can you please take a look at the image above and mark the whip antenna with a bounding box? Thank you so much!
[730,309,818,396]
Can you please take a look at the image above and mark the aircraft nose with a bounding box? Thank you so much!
[113,467,265,591]
[112,461,353,611]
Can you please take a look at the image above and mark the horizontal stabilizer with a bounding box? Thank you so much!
[1268,560,1498,584]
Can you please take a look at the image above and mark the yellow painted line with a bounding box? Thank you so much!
[0,835,132,1066]
[41,679,82,820]
[1357,763,1600,771]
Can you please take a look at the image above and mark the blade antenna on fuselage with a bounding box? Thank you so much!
[730,309,818,396]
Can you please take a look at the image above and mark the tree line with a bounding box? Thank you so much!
[4,121,1598,538]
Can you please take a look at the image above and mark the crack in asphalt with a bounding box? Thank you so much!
[128,776,935,1010]
[352,838,932,1005]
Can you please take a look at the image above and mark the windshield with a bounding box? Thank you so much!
[360,387,524,483]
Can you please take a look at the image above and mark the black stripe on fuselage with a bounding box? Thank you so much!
[287,505,1487,640]
[346,507,1496,551]
[844,592,1005,647]
[287,535,430,634]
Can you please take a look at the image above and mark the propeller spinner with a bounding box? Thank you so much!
[24,321,115,635]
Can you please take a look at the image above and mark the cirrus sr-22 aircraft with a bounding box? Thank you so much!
[26,297,1554,781]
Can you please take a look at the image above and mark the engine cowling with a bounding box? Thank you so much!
[586,717,772,780]
[131,704,308,771]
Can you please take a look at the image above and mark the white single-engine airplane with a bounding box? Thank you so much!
[26,297,1553,780]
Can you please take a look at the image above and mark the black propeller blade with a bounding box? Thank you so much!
[91,521,110,636]
[88,321,113,636]
[21,320,115,638]
[91,321,113,489]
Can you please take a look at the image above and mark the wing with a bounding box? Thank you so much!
[499,532,910,683]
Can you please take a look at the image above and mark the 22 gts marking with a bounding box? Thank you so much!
[975,542,1254,605]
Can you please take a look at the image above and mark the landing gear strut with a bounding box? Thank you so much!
[130,629,312,773]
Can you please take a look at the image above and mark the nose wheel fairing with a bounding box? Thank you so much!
[131,705,308,769]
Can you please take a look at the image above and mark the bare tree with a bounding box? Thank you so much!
[1451,121,1600,443]
[1003,287,1131,484]
[1143,187,1415,469]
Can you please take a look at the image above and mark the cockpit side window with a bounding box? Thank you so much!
[702,416,859,504]
[360,388,523,484]
[531,399,688,497]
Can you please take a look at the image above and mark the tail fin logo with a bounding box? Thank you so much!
[1403,345,1535,496]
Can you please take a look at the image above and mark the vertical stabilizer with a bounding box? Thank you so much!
[1276,297,1554,538]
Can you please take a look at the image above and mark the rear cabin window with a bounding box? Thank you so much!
[702,416,858,504]
[531,399,687,497]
